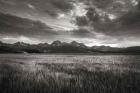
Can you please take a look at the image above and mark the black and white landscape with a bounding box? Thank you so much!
[0,0,140,93]
[0,41,140,54]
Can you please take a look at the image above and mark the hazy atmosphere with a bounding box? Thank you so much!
[0,0,140,47]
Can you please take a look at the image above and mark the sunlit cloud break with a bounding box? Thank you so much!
[0,0,140,47]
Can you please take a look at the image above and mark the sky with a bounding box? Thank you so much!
[0,0,140,47]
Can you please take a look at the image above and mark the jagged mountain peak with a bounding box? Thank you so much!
[51,40,62,46]
[38,43,49,46]
[71,41,87,48]
[0,40,140,54]
[14,42,29,46]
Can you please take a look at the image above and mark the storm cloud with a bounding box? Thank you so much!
[0,0,140,47]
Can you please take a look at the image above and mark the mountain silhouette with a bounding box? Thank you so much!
[0,41,140,54]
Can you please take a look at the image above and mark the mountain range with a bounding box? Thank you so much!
[0,12,140,54]
[0,41,140,54]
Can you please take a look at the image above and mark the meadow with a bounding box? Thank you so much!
[0,54,140,93]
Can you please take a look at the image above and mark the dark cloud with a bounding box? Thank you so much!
[0,12,58,38]
[86,7,100,22]
[70,29,95,38]
[0,0,74,17]
[0,0,140,46]
[118,11,140,27]
[74,0,140,38]
[110,10,140,37]
[138,0,140,9]
[74,16,89,26]
[44,9,58,17]
[90,0,114,9]
[50,0,74,12]
[75,7,114,33]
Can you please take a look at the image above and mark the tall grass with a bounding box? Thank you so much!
[0,54,140,93]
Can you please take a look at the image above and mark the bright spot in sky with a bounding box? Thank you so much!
[57,13,65,19]
[131,0,139,6]
[70,38,118,47]
[3,36,29,41]
[70,2,88,17]
[2,36,40,44]
[108,14,117,20]
[27,4,35,9]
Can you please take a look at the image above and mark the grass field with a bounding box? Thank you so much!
[0,54,140,93]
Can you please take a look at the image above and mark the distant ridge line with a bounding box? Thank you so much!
[0,40,140,54]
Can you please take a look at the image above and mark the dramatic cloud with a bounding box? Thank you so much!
[0,13,58,38]
[74,0,140,36]
[70,28,95,38]
[0,0,140,47]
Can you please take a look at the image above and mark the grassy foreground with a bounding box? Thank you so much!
[0,61,140,93]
